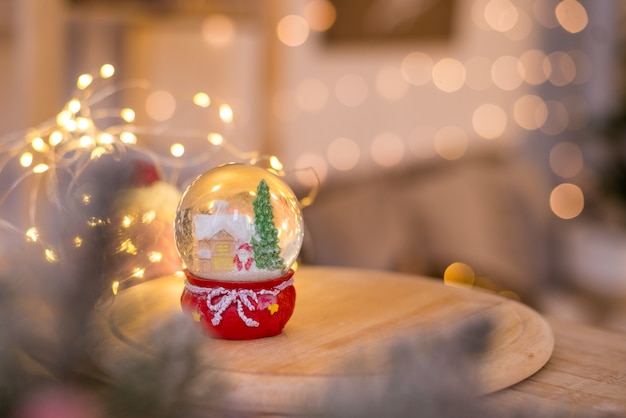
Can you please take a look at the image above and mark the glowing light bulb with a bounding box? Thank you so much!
[31,137,47,152]
[219,104,233,123]
[193,92,211,108]
[121,108,135,123]
[121,215,135,228]
[208,132,224,145]
[76,117,91,131]
[49,131,63,146]
[270,155,284,171]
[45,249,59,263]
[142,210,156,224]
[98,132,114,144]
[77,74,93,89]
[25,227,39,242]
[120,132,137,144]
[170,143,185,157]
[68,99,81,113]
[111,280,120,295]
[74,236,83,247]
[79,135,94,148]
[20,152,33,167]
[56,110,72,127]
[148,251,163,263]
[33,164,49,173]
[132,267,145,279]
[65,119,77,132]
[100,64,115,78]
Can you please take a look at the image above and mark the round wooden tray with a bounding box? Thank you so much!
[91,266,553,415]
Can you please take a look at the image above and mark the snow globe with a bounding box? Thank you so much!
[174,163,303,339]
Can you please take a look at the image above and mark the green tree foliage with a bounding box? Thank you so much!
[251,179,285,271]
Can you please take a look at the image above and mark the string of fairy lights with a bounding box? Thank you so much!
[0,63,318,296]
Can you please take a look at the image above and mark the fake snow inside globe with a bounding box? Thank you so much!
[174,163,303,340]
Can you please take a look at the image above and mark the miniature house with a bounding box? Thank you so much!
[193,201,253,275]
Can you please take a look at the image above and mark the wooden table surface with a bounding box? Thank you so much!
[490,317,626,416]
[93,266,626,416]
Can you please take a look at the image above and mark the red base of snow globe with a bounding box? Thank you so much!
[180,269,296,340]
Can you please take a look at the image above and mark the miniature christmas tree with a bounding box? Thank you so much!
[251,179,285,272]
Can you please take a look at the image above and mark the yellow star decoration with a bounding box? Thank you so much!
[268,304,279,315]
[192,311,202,322]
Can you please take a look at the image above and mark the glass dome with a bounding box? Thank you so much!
[174,163,303,282]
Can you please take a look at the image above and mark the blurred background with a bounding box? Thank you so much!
[1,0,626,330]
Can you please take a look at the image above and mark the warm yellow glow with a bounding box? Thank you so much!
[269,155,284,171]
[31,137,46,152]
[121,215,135,228]
[472,104,507,139]
[77,74,93,89]
[49,131,63,146]
[90,147,107,160]
[100,64,115,78]
[19,152,33,167]
[444,262,475,288]
[79,135,94,148]
[170,143,185,157]
[142,210,156,224]
[120,108,136,123]
[371,132,405,167]
[304,0,336,32]
[98,132,114,144]
[120,132,137,144]
[555,0,588,34]
[550,183,584,219]
[25,227,39,242]
[146,91,176,122]
[550,142,583,178]
[78,118,92,131]
[65,119,77,132]
[44,249,59,263]
[148,251,163,263]
[74,236,83,247]
[193,92,211,108]
[119,238,138,255]
[202,14,236,47]
[327,137,360,171]
[207,132,224,145]
[219,104,233,123]
[131,267,145,279]
[111,280,120,295]
[277,15,310,47]
[432,58,466,93]
[56,110,72,127]
[33,164,49,174]
[87,217,105,227]
[68,99,81,114]
[82,194,91,205]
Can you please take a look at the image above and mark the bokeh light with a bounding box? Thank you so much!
[519,49,548,85]
[277,15,310,47]
[401,52,434,86]
[296,78,329,112]
[484,0,519,32]
[432,58,466,93]
[540,100,569,136]
[550,142,583,178]
[335,74,368,107]
[375,65,409,101]
[444,262,475,288]
[202,14,236,47]
[513,95,548,131]
[371,132,405,167]
[492,55,525,90]
[145,90,176,122]
[472,104,507,139]
[303,0,337,32]
[550,183,584,219]
[544,51,576,86]
[555,0,588,34]
[434,126,468,160]
[327,137,360,171]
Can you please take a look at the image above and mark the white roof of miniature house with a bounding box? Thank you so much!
[193,201,252,242]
